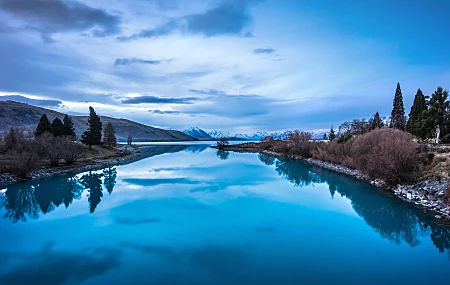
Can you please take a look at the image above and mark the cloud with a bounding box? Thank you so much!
[253,48,276,54]
[0,245,121,285]
[0,0,121,42]
[189,89,227,95]
[0,95,62,107]
[118,0,257,41]
[149,109,182,115]
[121,95,198,104]
[114,58,161,66]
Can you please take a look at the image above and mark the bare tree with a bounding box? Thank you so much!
[127,133,133,146]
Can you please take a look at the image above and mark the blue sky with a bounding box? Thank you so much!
[0,0,449,133]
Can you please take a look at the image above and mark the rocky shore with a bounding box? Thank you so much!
[0,147,142,187]
[215,145,450,221]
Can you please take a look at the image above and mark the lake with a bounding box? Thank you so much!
[0,144,449,285]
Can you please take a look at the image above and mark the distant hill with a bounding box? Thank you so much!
[0,101,196,142]
[183,127,212,139]
[208,129,327,141]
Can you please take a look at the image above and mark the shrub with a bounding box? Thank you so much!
[286,131,313,158]
[216,137,229,149]
[260,136,275,150]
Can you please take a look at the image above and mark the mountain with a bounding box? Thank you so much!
[0,101,196,142]
[183,127,212,139]
[208,129,327,141]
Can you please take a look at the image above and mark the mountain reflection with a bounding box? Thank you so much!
[0,168,117,222]
[269,156,450,254]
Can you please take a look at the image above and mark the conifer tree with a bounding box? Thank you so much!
[51,117,64,137]
[422,86,449,140]
[322,133,328,141]
[389,82,406,130]
[406,89,427,139]
[81,107,102,148]
[62,114,76,138]
[329,126,336,141]
[35,114,51,137]
[371,112,383,130]
[103,121,116,148]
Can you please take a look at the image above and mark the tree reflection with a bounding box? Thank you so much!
[266,154,450,254]
[258,153,275,165]
[81,171,104,213]
[103,167,117,195]
[216,149,230,160]
[0,174,84,223]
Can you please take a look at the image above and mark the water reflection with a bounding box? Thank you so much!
[0,168,117,221]
[216,149,230,160]
[271,156,450,253]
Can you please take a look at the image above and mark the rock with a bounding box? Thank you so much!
[427,194,438,201]
[407,193,412,200]
[435,215,442,219]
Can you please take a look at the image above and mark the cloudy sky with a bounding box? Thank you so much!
[0,0,449,133]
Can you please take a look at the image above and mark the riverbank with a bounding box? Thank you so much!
[213,144,450,221]
[0,145,143,187]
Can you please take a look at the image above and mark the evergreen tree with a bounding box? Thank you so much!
[81,107,102,148]
[329,126,336,141]
[103,121,116,148]
[35,114,51,137]
[371,112,383,130]
[322,132,328,141]
[51,117,64,137]
[406,89,428,139]
[390,82,406,130]
[62,114,76,138]
[422,86,449,140]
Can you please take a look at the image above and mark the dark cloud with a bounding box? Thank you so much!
[118,0,257,41]
[0,0,121,42]
[253,48,276,54]
[149,109,182,115]
[114,58,161,66]
[189,89,227,96]
[123,178,200,187]
[0,245,122,285]
[122,95,198,104]
[0,95,62,107]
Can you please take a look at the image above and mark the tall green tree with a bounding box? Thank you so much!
[406,89,427,139]
[80,171,104,213]
[81,107,102,148]
[371,112,383,130]
[62,114,76,138]
[422,86,449,140]
[35,114,51,137]
[103,121,116,148]
[329,126,336,141]
[390,82,406,130]
[51,118,64,137]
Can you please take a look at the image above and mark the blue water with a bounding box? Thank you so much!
[0,144,449,285]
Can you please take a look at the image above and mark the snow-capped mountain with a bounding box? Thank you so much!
[208,129,327,141]
[183,127,212,139]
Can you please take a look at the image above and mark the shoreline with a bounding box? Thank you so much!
[0,146,144,187]
[213,145,450,222]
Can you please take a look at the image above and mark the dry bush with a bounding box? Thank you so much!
[216,137,229,149]
[260,136,275,150]
[62,140,84,165]
[286,131,314,158]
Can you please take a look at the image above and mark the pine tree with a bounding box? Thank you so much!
[322,132,328,141]
[390,82,406,130]
[62,114,76,138]
[35,114,51,137]
[81,107,102,148]
[51,117,64,137]
[371,112,383,130]
[406,89,427,139]
[329,126,336,141]
[103,121,116,148]
[422,86,449,140]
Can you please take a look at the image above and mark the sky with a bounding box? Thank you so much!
[0,0,449,133]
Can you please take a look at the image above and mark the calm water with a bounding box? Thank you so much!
[1,144,449,285]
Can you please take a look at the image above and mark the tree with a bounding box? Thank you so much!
[127,133,132,146]
[406,89,428,139]
[80,171,104,213]
[371,112,383,130]
[329,126,336,141]
[422,86,449,140]
[216,137,229,149]
[103,167,117,195]
[390,82,406,130]
[322,132,328,141]
[35,114,51,137]
[81,107,102,148]
[51,118,64,137]
[62,114,76,138]
[103,121,116,148]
